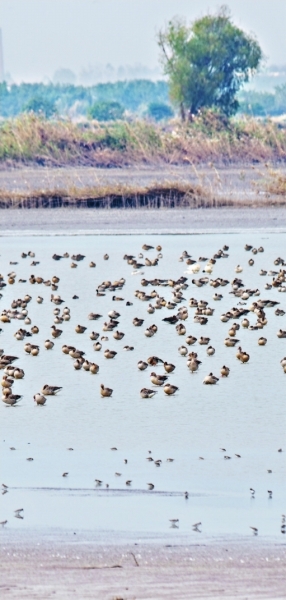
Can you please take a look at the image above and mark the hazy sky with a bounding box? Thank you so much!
[1,0,286,82]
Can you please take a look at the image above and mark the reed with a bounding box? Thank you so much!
[0,179,285,209]
[1,113,286,167]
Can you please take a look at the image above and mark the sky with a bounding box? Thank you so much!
[1,0,286,82]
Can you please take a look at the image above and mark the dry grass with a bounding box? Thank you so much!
[1,113,286,168]
[0,178,285,209]
[260,168,286,196]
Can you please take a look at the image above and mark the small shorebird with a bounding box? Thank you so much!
[147,483,154,490]
[169,519,179,528]
[250,488,255,498]
[192,522,202,532]
[62,472,68,477]
[0,520,7,527]
[250,526,258,535]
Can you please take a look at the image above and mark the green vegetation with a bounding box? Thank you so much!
[239,85,286,117]
[1,112,286,167]
[146,102,174,121]
[0,80,170,118]
[158,6,262,118]
[88,101,124,121]
[24,96,57,118]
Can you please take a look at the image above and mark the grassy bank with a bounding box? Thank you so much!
[1,113,286,168]
[0,177,285,209]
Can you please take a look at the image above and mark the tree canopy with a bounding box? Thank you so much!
[158,6,263,118]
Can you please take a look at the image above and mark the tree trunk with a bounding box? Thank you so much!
[180,102,186,121]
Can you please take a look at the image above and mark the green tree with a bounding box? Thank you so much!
[158,6,263,119]
[24,96,57,118]
[146,102,174,121]
[88,101,124,121]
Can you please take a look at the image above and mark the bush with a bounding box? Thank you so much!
[24,96,57,118]
[88,101,124,121]
[147,102,174,121]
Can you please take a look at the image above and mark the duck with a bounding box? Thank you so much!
[206,346,215,356]
[144,327,155,337]
[198,337,210,345]
[1,375,14,389]
[133,317,144,327]
[90,363,99,374]
[104,349,117,359]
[277,329,286,338]
[147,304,155,314]
[13,368,24,379]
[176,323,186,335]
[236,347,250,363]
[150,372,169,386]
[41,385,62,396]
[2,394,22,405]
[241,318,250,328]
[30,345,40,356]
[75,324,87,334]
[164,362,176,373]
[138,360,148,371]
[93,342,102,351]
[220,365,230,377]
[69,348,85,359]
[51,326,63,338]
[140,388,158,398]
[185,335,196,346]
[100,384,113,397]
[178,346,188,356]
[235,265,243,273]
[44,339,54,350]
[203,373,219,385]
[89,332,99,341]
[163,383,178,395]
[88,313,102,321]
[258,337,267,345]
[187,358,201,373]
[33,393,46,406]
[224,337,240,347]
[73,359,83,370]
[147,356,163,366]
[113,330,125,340]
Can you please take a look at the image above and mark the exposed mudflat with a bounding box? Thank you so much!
[0,164,282,199]
[1,531,286,599]
[0,206,286,234]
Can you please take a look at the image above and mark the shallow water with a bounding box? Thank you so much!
[0,233,285,538]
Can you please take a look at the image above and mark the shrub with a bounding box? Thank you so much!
[88,101,124,121]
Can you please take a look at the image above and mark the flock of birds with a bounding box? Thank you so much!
[0,240,285,535]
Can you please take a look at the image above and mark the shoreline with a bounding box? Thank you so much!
[1,530,285,599]
[1,207,286,235]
